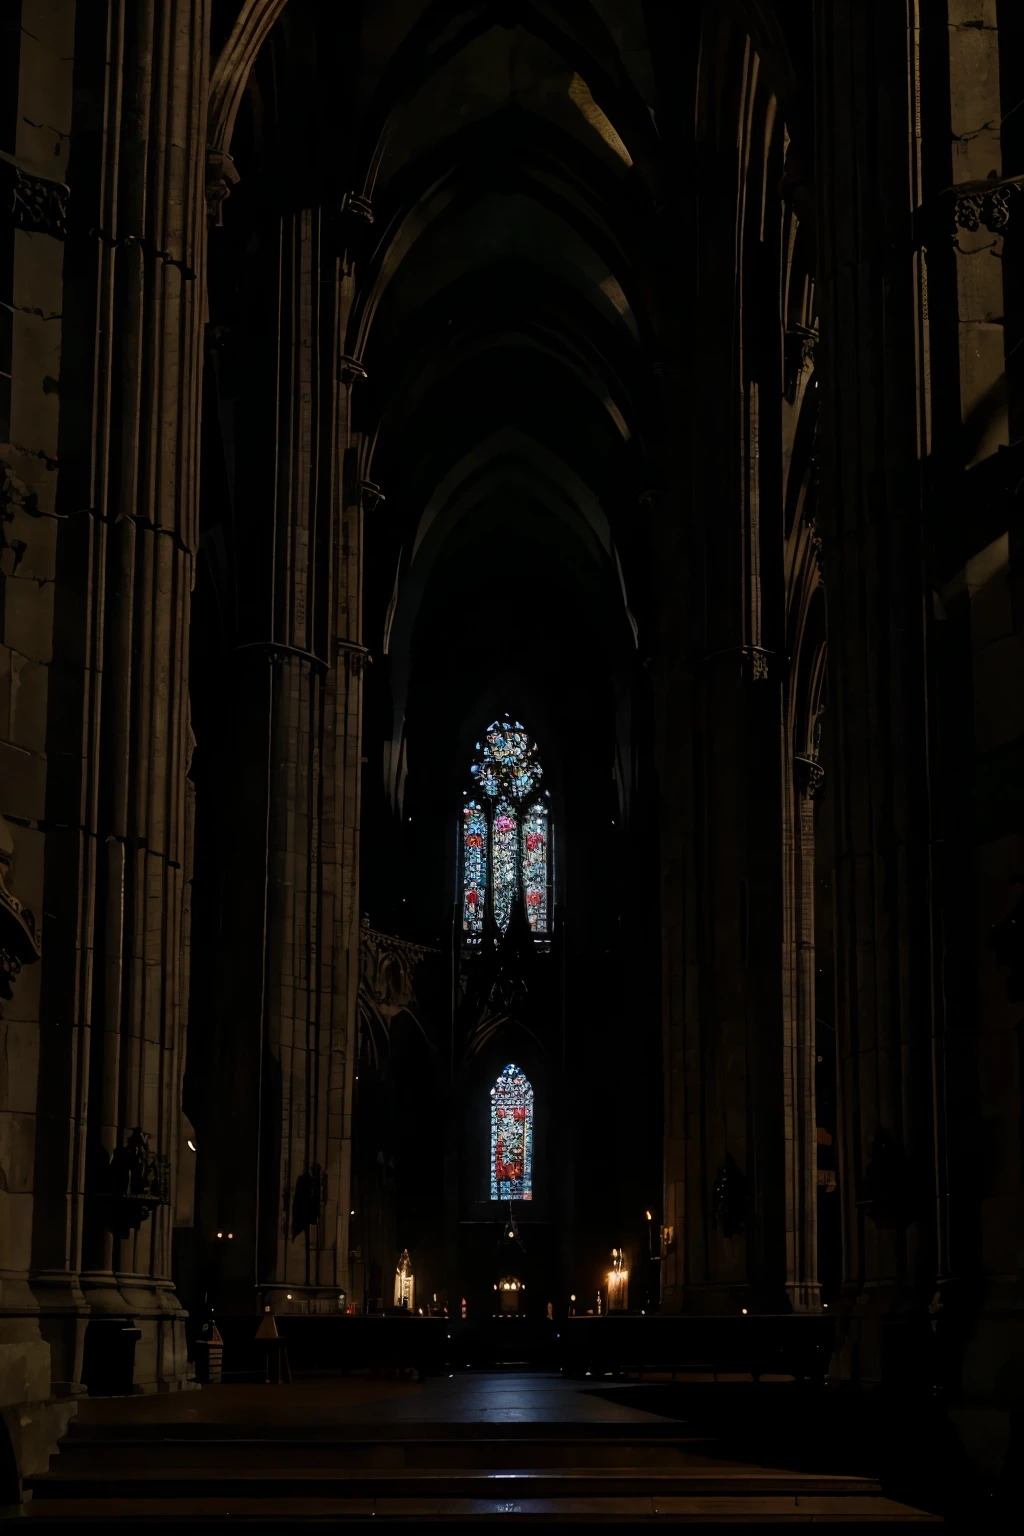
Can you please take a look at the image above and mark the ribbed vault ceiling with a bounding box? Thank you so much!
[336,5,664,804]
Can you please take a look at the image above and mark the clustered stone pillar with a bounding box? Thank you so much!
[27,0,210,1395]
[208,200,363,1313]
[814,0,940,1382]
[781,748,823,1312]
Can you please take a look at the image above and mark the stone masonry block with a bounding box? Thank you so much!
[2,575,54,665]
[0,740,46,821]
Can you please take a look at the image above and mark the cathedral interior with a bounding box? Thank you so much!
[0,0,1022,1524]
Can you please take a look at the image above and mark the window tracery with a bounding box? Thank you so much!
[461,719,551,937]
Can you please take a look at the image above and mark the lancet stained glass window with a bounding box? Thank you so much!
[490,1063,534,1201]
[461,719,552,938]
[462,801,487,936]
[522,802,549,932]
[492,800,518,933]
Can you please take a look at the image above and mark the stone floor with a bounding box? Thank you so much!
[71,1371,676,1428]
[15,1373,944,1525]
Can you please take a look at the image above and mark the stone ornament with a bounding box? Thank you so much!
[205,148,240,227]
[3,161,70,239]
[0,825,41,1015]
[953,178,1020,238]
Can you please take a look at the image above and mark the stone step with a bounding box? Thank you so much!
[26,1466,894,1500]
[18,1491,943,1524]
[48,1437,721,1470]
[58,1415,706,1443]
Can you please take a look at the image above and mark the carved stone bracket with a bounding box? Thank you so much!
[337,638,372,676]
[341,192,374,226]
[339,354,368,384]
[91,1127,171,1238]
[205,148,240,227]
[953,176,1021,238]
[329,194,375,259]
[0,834,41,1015]
[794,753,825,801]
[914,173,1023,248]
[2,160,69,239]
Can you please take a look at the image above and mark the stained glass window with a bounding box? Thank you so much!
[492,799,518,934]
[461,718,551,939]
[490,1063,534,1201]
[522,802,549,932]
[462,801,487,936]
[471,720,543,802]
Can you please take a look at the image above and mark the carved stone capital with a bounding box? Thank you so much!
[3,161,69,238]
[205,148,240,227]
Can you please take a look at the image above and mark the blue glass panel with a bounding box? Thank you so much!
[492,799,517,933]
[523,801,549,934]
[490,1063,534,1201]
[462,800,487,935]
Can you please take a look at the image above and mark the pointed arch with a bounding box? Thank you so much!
[461,720,552,939]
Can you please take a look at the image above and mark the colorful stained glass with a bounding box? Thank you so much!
[461,720,552,943]
[470,719,543,801]
[492,799,518,933]
[522,802,549,934]
[463,800,487,935]
[490,1064,534,1201]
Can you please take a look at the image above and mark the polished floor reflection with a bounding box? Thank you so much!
[23,1373,940,1523]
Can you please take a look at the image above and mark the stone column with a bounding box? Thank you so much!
[3,0,210,1399]
[813,0,939,1383]
[67,0,209,1393]
[209,202,363,1314]
[781,748,823,1312]
[1,1,81,1447]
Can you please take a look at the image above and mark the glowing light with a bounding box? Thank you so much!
[216,1231,222,1239]
[187,1140,197,1152]
[395,1250,415,1310]
[607,1248,629,1311]
[741,1308,748,1315]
